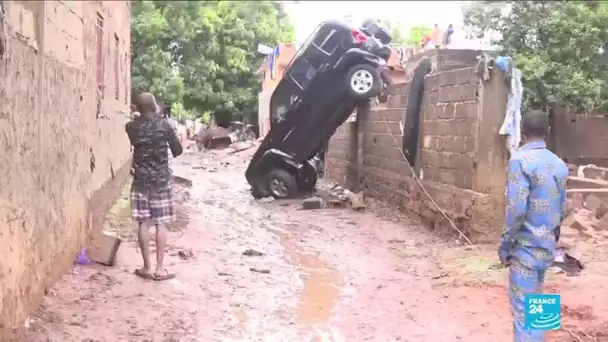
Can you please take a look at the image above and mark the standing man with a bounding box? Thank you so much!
[499,110,569,341]
[126,92,183,281]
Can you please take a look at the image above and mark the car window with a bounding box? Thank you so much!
[285,24,322,71]
[288,58,317,90]
[312,28,342,55]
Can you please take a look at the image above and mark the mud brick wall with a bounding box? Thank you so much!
[326,65,510,243]
[418,69,479,190]
[552,108,608,167]
[0,1,132,337]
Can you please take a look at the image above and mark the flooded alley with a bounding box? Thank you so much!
[13,147,608,342]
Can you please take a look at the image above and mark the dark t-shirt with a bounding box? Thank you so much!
[125,113,183,191]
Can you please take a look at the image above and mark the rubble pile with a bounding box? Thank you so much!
[561,164,608,245]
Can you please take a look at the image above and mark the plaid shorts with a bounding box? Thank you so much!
[130,184,175,225]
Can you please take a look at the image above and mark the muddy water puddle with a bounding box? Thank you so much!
[270,228,344,331]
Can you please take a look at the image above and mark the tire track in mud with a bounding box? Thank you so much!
[193,168,348,341]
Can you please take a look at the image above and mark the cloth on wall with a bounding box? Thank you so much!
[497,57,523,153]
[269,45,280,80]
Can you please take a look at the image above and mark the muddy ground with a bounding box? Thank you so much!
[15,146,608,341]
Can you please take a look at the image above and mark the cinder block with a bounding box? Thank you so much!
[89,232,122,266]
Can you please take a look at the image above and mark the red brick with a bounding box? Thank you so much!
[436,169,457,185]
[425,74,439,90]
[584,194,603,212]
[455,173,474,190]
[422,135,438,150]
[387,94,407,109]
[389,82,409,95]
[455,101,479,120]
[372,108,404,122]
[426,89,439,103]
[437,103,455,119]
[89,232,123,266]
[461,84,478,101]
[447,136,475,154]
[568,192,584,214]
[581,165,608,182]
[596,203,608,220]
[448,153,474,171]
[567,176,608,189]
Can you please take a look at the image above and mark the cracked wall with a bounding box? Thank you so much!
[0,1,131,337]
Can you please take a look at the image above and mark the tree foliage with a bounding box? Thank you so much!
[463,1,608,113]
[131,1,295,124]
[405,25,432,47]
[380,20,408,46]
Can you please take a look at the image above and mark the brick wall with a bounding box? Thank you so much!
[326,63,510,243]
[0,1,131,337]
[552,108,608,167]
[419,68,479,190]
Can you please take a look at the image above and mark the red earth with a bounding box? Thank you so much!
[15,147,608,341]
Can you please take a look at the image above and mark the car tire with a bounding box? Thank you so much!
[251,181,270,199]
[346,64,382,100]
[298,161,318,192]
[266,169,298,199]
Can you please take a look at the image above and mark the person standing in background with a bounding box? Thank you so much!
[126,92,183,281]
[498,110,569,341]
[431,24,442,49]
[443,24,454,47]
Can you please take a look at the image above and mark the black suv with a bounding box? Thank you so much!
[246,19,392,199]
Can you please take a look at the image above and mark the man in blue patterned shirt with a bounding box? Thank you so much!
[499,110,569,341]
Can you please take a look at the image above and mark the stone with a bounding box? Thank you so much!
[171,174,193,188]
[302,197,323,210]
[343,190,366,210]
[229,141,253,153]
[89,232,122,266]
[596,203,608,220]
[242,249,264,257]
[597,215,608,231]
[584,194,603,213]
[568,193,584,214]
[568,213,594,232]
[258,197,275,203]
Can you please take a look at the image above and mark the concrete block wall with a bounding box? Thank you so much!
[552,108,608,167]
[0,1,131,337]
[326,64,510,243]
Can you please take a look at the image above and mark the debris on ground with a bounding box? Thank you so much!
[243,249,265,257]
[343,190,366,210]
[302,196,323,210]
[172,249,196,261]
[172,174,193,188]
[249,267,271,274]
[552,247,584,276]
[74,248,91,265]
[228,141,255,154]
[89,231,122,266]
[258,196,275,203]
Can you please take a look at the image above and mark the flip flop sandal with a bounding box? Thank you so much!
[152,268,176,281]
[134,269,152,279]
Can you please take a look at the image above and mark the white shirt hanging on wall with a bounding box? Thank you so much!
[499,67,523,152]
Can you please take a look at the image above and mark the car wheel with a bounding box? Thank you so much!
[298,161,318,192]
[266,169,298,199]
[346,64,382,100]
[251,180,270,199]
